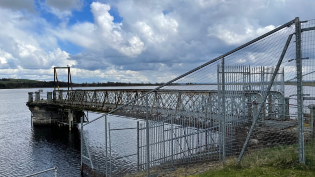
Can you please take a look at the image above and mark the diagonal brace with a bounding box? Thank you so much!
[237,34,293,163]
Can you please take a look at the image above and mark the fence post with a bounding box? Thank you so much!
[146,95,150,176]
[221,58,226,160]
[105,115,108,176]
[137,121,140,171]
[53,91,56,102]
[109,122,112,176]
[55,167,58,177]
[295,17,305,164]
[68,109,73,131]
[171,116,174,167]
[80,114,83,174]
[284,97,290,120]
[309,105,315,139]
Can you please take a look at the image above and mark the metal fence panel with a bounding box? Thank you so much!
[77,17,315,176]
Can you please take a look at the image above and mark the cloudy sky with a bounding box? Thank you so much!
[0,0,314,83]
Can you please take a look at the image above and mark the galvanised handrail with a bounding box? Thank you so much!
[24,167,57,177]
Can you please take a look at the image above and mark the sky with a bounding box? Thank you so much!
[0,0,314,84]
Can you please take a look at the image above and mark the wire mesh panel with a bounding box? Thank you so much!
[160,18,299,163]
[107,116,140,176]
[301,19,315,161]
[81,113,108,176]
[77,17,315,176]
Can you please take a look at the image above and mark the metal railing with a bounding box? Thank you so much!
[26,17,315,176]
[24,167,57,177]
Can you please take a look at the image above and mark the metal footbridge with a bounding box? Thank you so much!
[27,88,286,126]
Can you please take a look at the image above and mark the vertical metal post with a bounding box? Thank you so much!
[145,95,150,176]
[53,91,56,102]
[68,109,72,131]
[309,105,315,139]
[295,17,305,164]
[262,66,265,95]
[205,104,208,150]
[68,67,70,91]
[217,64,221,160]
[80,115,83,174]
[109,122,112,176]
[163,122,165,163]
[54,67,56,91]
[282,68,285,95]
[137,121,140,171]
[55,167,57,177]
[221,58,226,160]
[285,97,290,120]
[105,115,108,176]
[268,94,273,119]
[171,116,174,167]
[248,66,252,121]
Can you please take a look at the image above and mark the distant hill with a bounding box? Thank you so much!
[0,79,55,89]
[0,78,165,89]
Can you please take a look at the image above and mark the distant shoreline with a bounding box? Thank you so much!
[0,78,314,89]
[0,78,165,89]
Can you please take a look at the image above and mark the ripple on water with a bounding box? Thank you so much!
[0,88,81,176]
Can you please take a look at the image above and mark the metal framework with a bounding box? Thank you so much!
[78,17,314,176]
[53,89,285,124]
[26,17,315,176]
[54,66,72,91]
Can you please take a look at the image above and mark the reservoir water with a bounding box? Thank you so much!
[0,86,156,176]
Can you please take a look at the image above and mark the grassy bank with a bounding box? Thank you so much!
[126,143,315,177]
[195,144,315,177]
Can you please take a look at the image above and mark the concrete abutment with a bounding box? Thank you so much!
[27,102,84,127]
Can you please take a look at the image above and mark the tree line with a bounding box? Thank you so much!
[0,80,171,89]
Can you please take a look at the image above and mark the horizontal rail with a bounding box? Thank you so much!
[24,167,57,177]
[110,127,137,131]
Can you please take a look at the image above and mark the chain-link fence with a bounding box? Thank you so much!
[73,17,315,176]
[301,18,315,164]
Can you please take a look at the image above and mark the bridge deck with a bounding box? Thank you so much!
[27,89,286,127]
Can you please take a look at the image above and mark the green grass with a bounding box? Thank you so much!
[197,167,315,177]
[195,144,315,177]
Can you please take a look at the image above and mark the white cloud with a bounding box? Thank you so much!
[207,17,276,45]
[0,7,75,72]
[135,13,178,43]
[52,2,146,57]
[90,2,145,57]
[1,0,315,83]
[0,49,13,64]
[52,22,96,49]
